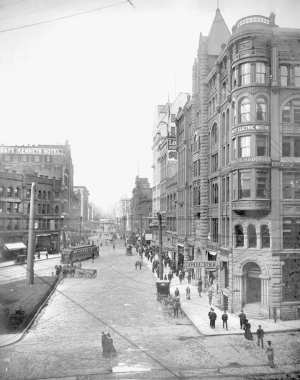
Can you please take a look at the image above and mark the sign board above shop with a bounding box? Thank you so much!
[0,146,63,155]
[186,261,217,268]
[232,124,270,135]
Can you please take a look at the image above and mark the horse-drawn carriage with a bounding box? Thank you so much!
[75,268,97,278]
[156,280,170,301]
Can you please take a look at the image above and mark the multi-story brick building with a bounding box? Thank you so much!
[0,141,73,260]
[73,186,89,232]
[190,10,300,320]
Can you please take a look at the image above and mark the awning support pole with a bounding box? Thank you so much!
[26,182,35,285]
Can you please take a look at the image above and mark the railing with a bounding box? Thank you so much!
[236,15,270,28]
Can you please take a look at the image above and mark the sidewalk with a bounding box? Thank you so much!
[142,254,300,336]
[0,252,61,268]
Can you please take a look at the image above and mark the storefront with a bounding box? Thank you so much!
[2,242,27,262]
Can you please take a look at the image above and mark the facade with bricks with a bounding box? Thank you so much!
[0,141,74,260]
[188,10,300,320]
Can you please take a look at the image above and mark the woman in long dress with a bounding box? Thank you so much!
[106,333,117,355]
[244,319,253,340]
[266,340,275,368]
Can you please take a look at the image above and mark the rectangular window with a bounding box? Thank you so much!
[222,217,225,245]
[21,155,27,162]
[226,217,230,246]
[226,176,230,202]
[212,218,218,243]
[34,155,41,163]
[171,126,176,135]
[7,202,13,213]
[239,136,251,157]
[282,104,291,123]
[222,146,225,167]
[295,67,300,87]
[0,202,4,213]
[233,172,237,199]
[45,155,52,163]
[256,62,266,83]
[239,171,251,198]
[233,138,237,159]
[282,137,292,157]
[283,217,300,249]
[281,66,288,86]
[256,172,268,198]
[14,203,20,213]
[222,177,226,202]
[55,192,59,199]
[222,83,226,101]
[4,155,11,162]
[7,219,12,230]
[283,172,300,199]
[240,63,251,85]
[226,144,229,165]
[47,204,50,214]
[14,219,19,230]
[257,136,267,156]
[294,102,300,128]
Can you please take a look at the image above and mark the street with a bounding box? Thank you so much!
[0,239,299,380]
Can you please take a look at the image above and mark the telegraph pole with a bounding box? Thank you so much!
[123,216,126,239]
[26,182,35,285]
[157,213,163,280]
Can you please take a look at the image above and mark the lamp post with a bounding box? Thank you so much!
[26,182,36,285]
[157,213,163,280]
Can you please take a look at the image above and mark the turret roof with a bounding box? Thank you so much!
[206,9,231,55]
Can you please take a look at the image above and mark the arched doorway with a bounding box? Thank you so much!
[243,262,261,304]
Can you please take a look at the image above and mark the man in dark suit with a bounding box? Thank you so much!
[210,308,217,329]
[239,309,247,329]
[208,308,213,328]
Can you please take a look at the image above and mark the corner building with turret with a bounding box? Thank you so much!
[190,10,300,320]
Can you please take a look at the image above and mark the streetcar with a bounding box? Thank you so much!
[61,244,99,264]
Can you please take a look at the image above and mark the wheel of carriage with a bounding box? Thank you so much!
[92,272,97,278]
[85,273,92,278]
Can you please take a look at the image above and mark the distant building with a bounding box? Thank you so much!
[0,141,73,259]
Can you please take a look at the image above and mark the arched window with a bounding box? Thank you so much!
[26,189,31,199]
[48,191,51,200]
[14,187,20,198]
[38,190,42,199]
[27,204,30,214]
[222,113,226,136]
[43,191,46,200]
[240,98,251,123]
[261,225,270,248]
[211,123,218,145]
[256,97,267,121]
[55,206,59,215]
[235,225,244,247]
[198,186,201,205]
[7,187,13,197]
[0,186,5,197]
[198,136,201,150]
[248,225,257,248]
[194,134,197,151]
[282,98,300,127]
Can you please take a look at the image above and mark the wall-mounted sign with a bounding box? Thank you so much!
[232,156,271,164]
[232,124,270,135]
[168,138,176,150]
[187,261,217,268]
[0,146,64,155]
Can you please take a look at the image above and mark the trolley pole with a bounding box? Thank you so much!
[157,213,163,280]
[26,182,35,285]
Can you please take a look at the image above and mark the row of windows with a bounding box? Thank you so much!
[0,218,60,231]
[2,155,53,163]
[0,202,61,215]
[235,225,270,248]
[0,187,60,200]
[233,170,269,199]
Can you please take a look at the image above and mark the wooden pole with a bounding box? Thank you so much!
[26,182,35,285]
[157,213,163,280]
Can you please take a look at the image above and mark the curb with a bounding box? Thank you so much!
[0,255,61,268]
[0,276,63,347]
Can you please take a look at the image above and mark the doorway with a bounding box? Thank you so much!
[243,262,261,304]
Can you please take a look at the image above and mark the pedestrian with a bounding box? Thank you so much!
[92,253,95,264]
[182,269,185,279]
[113,243,115,250]
[186,286,191,300]
[135,262,138,270]
[164,274,167,280]
[238,309,247,329]
[273,307,277,323]
[222,310,228,330]
[257,324,265,348]
[244,319,253,340]
[191,267,195,280]
[187,272,191,284]
[173,299,180,318]
[208,286,213,306]
[208,308,213,328]
[175,287,180,297]
[266,340,275,368]
[168,272,173,282]
[139,261,142,270]
[106,333,117,356]
[46,252,48,259]
[210,308,217,329]
[198,278,203,297]
[156,268,159,278]
[179,272,183,284]
[101,332,108,356]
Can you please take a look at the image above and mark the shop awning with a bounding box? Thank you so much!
[4,242,27,251]
[208,250,217,256]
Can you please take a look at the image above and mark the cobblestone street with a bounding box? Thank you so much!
[0,241,299,380]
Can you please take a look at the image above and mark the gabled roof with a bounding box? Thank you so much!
[206,9,231,55]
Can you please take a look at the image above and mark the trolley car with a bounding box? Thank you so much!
[61,244,99,265]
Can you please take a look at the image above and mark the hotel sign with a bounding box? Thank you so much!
[232,124,270,135]
[0,146,64,155]
[187,261,217,268]
[168,138,176,150]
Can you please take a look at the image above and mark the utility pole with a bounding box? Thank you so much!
[157,213,163,280]
[123,215,126,239]
[79,216,82,242]
[26,182,35,285]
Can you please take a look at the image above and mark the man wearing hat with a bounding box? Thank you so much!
[256,324,265,348]
[209,308,217,329]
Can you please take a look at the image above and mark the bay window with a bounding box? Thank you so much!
[256,62,266,83]
[256,171,269,198]
[235,225,244,247]
[256,97,267,121]
[239,136,251,157]
[240,63,251,85]
[240,98,251,122]
[257,136,267,156]
[239,171,251,198]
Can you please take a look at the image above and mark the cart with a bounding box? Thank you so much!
[126,244,133,256]
[156,280,170,301]
[74,268,97,278]
[15,255,26,264]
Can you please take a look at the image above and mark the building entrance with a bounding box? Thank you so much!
[243,262,261,304]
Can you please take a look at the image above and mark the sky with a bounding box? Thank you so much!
[0,0,299,210]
